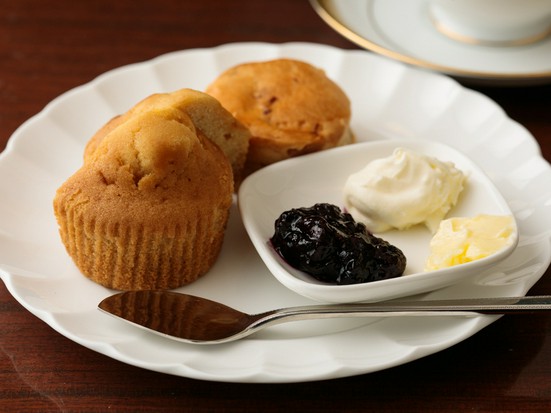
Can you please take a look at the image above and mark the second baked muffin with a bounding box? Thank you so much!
[206,59,353,175]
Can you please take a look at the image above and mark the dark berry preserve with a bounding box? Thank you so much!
[270,203,406,285]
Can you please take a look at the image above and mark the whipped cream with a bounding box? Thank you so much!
[425,214,515,271]
[343,147,466,233]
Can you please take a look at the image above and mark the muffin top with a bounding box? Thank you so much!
[85,89,250,184]
[56,104,233,233]
[205,59,351,153]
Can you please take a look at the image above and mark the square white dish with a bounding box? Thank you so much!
[239,139,518,303]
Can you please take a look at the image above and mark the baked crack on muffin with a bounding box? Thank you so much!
[85,88,251,186]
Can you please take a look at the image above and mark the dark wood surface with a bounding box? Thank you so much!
[1,1,551,412]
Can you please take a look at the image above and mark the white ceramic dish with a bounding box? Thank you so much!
[1,43,550,383]
[311,0,551,85]
[239,140,518,303]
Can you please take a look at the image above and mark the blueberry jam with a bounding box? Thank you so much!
[270,203,406,285]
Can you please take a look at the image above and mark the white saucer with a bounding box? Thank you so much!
[311,0,551,85]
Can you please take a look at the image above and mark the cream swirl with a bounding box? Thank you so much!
[343,147,466,233]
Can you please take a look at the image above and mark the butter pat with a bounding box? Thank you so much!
[343,148,466,233]
[425,214,515,271]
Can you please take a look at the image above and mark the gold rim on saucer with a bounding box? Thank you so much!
[310,0,551,85]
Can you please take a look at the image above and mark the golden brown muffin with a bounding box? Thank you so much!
[85,89,251,185]
[54,95,234,290]
[205,59,353,175]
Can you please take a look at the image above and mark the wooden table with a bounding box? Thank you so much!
[1,1,550,411]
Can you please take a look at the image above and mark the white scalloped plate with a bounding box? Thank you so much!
[239,140,519,303]
[1,43,550,383]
